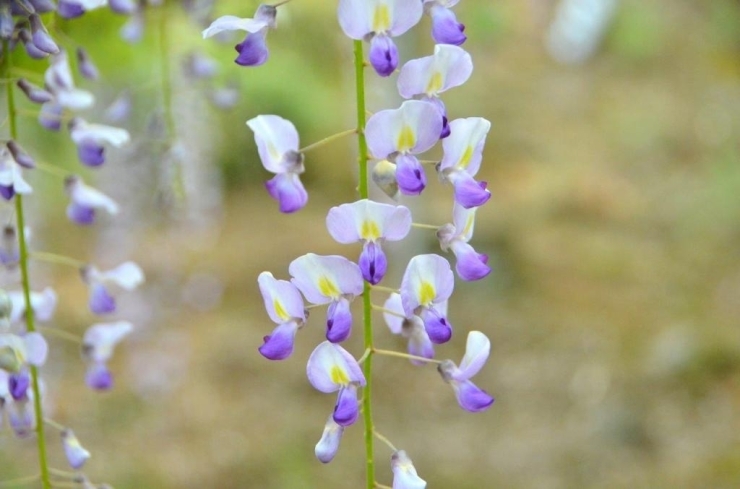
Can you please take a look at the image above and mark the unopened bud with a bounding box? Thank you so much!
[7,140,35,169]
[16,78,53,104]
[372,159,399,200]
[76,47,99,80]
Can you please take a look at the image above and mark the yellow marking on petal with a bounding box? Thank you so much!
[267,142,281,161]
[418,281,436,306]
[463,213,475,237]
[361,219,381,241]
[273,299,290,322]
[426,72,443,94]
[396,125,416,153]
[318,276,340,298]
[330,365,349,385]
[457,145,474,170]
[373,4,391,32]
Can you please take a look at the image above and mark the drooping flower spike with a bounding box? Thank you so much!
[423,0,466,46]
[315,415,344,463]
[437,117,491,208]
[337,0,423,76]
[257,271,307,360]
[400,254,454,344]
[246,115,307,213]
[437,203,490,281]
[326,199,411,284]
[306,341,366,426]
[383,293,436,365]
[202,3,278,67]
[69,118,130,167]
[437,330,494,412]
[397,44,473,138]
[391,450,427,489]
[289,254,363,343]
[366,100,443,195]
[82,321,133,390]
[64,175,119,225]
[80,261,144,315]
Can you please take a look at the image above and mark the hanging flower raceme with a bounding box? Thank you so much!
[202,4,278,67]
[306,341,366,426]
[397,44,473,138]
[437,117,491,208]
[80,261,144,315]
[400,254,454,344]
[289,254,363,343]
[0,146,32,200]
[437,203,490,281]
[257,271,307,360]
[315,415,344,464]
[326,199,411,284]
[366,100,442,196]
[437,330,494,412]
[383,293,435,364]
[337,0,423,76]
[64,176,119,225]
[246,114,307,213]
[82,321,133,390]
[423,0,466,45]
[68,118,130,167]
[391,450,427,489]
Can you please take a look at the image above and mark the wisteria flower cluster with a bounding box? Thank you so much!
[1,3,144,488]
[204,1,495,486]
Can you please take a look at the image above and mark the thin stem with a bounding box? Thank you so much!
[30,251,85,268]
[373,430,397,451]
[354,39,375,489]
[411,222,440,230]
[35,161,70,179]
[4,40,52,489]
[369,284,398,294]
[44,418,65,431]
[0,475,40,487]
[370,304,404,318]
[38,326,82,344]
[299,128,356,153]
[374,348,442,365]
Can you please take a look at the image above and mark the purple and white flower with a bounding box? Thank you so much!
[383,293,435,365]
[337,0,423,76]
[44,51,95,112]
[0,147,32,200]
[423,0,466,46]
[69,118,130,167]
[82,321,133,390]
[437,117,491,208]
[202,4,278,67]
[81,262,144,315]
[306,341,366,426]
[0,332,48,374]
[326,199,411,284]
[257,271,306,360]
[391,450,427,489]
[400,254,454,344]
[437,203,490,280]
[315,415,344,464]
[65,176,119,225]
[437,330,494,412]
[8,287,57,324]
[366,100,442,195]
[246,114,307,213]
[61,429,91,469]
[289,254,363,343]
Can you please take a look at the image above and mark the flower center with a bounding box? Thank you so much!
[418,281,436,306]
[457,145,473,169]
[361,219,380,241]
[396,125,416,153]
[330,365,349,385]
[318,275,340,298]
[273,298,289,321]
[372,4,391,33]
[426,72,443,94]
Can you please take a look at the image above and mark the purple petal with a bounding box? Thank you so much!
[39,102,62,131]
[9,372,30,401]
[235,30,269,67]
[333,385,359,426]
[16,79,52,104]
[359,241,387,285]
[0,185,14,201]
[66,202,96,225]
[326,298,352,343]
[85,362,113,390]
[368,34,398,77]
[57,0,85,18]
[30,15,60,54]
[258,321,299,360]
[453,379,494,412]
[265,173,308,213]
[451,241,490,281]
[89,283,116,315]
[430,5,466,45]
[76,140,105,167]
[395,154,426,195]
[420,308,452,344]
[108,0,137,15]
[450,172,491,208]
[30,0,56,14]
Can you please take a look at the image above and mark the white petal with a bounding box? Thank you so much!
[306,341,365,393]
[56,88,95,110]
[83,321,133,363]
[246,115,300,174]
[457,331,490,380]
[258,271,306,324]
[202,15,268,38]
[69,179,119,215]
[100,261,144,290]
[289,254,363,304]
[383,293,405,334]
[439,117,491,176]
[452,202,476,242]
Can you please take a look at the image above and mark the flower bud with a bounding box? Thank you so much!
[62,429,91,469]
[76,47,99,80]
[7,140,35,169]
[16,78,53,104]
[371,160,399,200]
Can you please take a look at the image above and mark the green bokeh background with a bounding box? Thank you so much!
[2,0,740,487]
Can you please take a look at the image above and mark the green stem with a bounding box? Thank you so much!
[3,41,52,489]
[354,39,375,489]
[299,128,357,153]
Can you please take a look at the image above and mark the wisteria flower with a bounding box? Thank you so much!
[29,14,59,54]
[423,0,466,45]
[82,321,133,390]
[246,114,307,213]
[437,117,491,208]
[366,100,442,195]
[383,293,436,365]
[397,44,473,137]
[400,254,454,343]
[326,199,411,284]
[202,4,278,67]
[61,429,91,469]
[44,51,95,112]
[315,415,344,463]
[391,450,427,489]
[64,176,119,225]
[8,287,57,324]
[0,332,48,374]
[306,341,366,426]
[289,254,363,343]
[69,118,130,167]
[81,262,144,315]
[257,271,306,360]
[437,203,490,280]
[58,0,107,18]
[337,0,423,76]
[0,147,32,200]
[2,370,36,437]
[437,330,494,412]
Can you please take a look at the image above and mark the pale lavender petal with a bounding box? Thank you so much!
[100,262,144,290]
[326,297,352,343]
[452,201,477,242]
[430,4,466,45]
[29,0,55,13]
[369,34,398,77]
[315,416,344,464]
[337,0,372,39]
[246,115,301,173]
[61,429,90,469]
[455,330,490,380]
[439,117,491,176]
[57,0,84,18]
[39,102,62,131]
[120,12,144,43]
[451,240,490,281]
[202,15,268,38]
[333,385,359,426]
[391,450,427,489]
[452,379,494,412]
[258,321,300,360]
[108,0,136,14]
[383,293,405,335]
[258,271,306,324]
[289,254,363,304]
[420,308,452,344]
[235,29,269,67]
[400,254,455,316]
[89,283,115,315]
[265,173,308,213]
[30,14,59,54]
[325,204,361,243]
[23,333,47,366]
[306,341,365,393]
[387,0,424,37]
[9,399,35,437]
[76,47,99,80]
[83,321,133,363]
[384,205,412,241]
[85,362,113,390]
[16,79,53,104]
[407,326,434,365]
[395,154,426,195]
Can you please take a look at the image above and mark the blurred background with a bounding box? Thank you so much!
[2,0,740,487]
